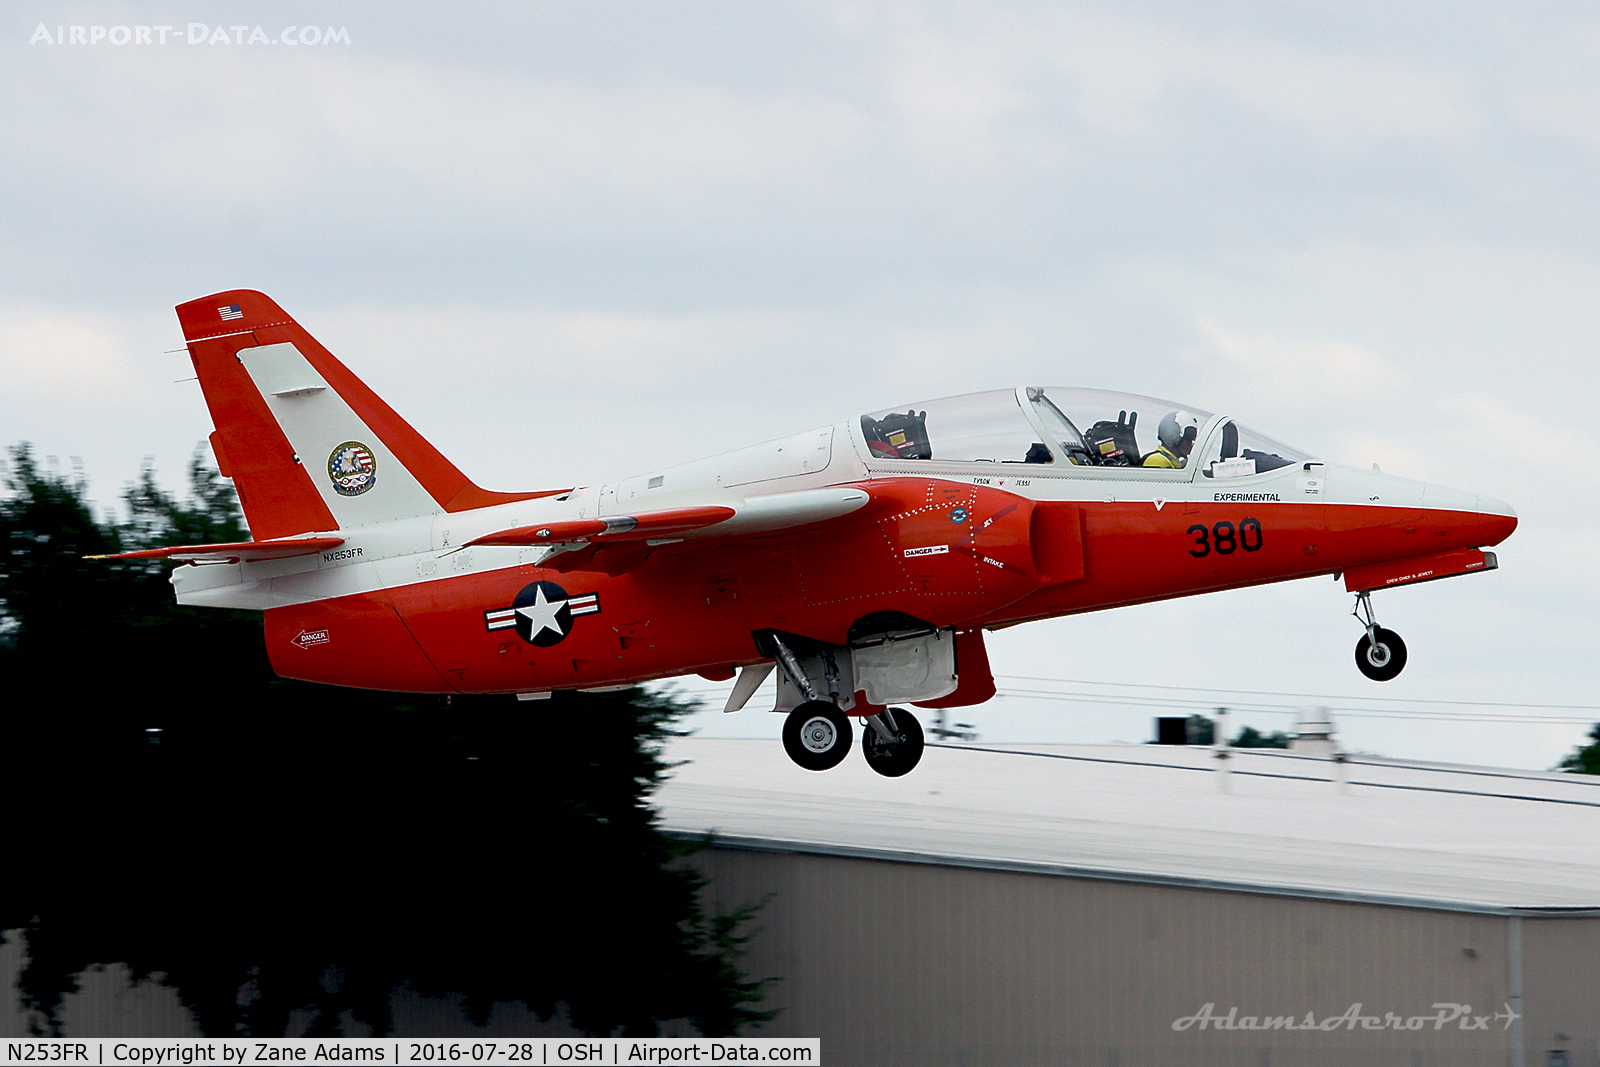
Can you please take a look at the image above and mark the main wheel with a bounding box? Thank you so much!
[861,708,926,778]
[782,701,853,771]
[1355,628,1408,681]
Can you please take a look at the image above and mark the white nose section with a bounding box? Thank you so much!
[1422,485,1479,513]
[1475,493,1516,518]
[1424,485,1515,517]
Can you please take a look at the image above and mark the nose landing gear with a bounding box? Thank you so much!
[1352,590,1408,682]
[861,707,926,778]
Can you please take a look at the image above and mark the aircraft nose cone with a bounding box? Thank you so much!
[1475,493,1515,519]
[1476,494,1518,546]
[1423,486,1517,547]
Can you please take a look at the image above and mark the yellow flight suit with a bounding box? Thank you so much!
[1143,446,1183,468]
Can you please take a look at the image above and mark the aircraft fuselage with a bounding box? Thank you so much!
[173,422,1514,696]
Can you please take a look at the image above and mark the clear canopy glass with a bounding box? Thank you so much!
[860,387,1314,474]
[861,390,1052,465]
[1025,388,1212,469]
[1193,419,1312,479]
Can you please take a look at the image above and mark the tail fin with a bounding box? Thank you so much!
[177,289,558,540]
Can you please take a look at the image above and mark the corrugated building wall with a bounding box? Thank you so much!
[692,844,1600,1066]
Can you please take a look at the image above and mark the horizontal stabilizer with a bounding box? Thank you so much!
[90,536,344,565]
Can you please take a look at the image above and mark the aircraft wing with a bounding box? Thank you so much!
[466,505,737,547]
[89,536,344,564]
[466,487,871,551]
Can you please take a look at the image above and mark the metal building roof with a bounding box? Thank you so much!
[655,738,1600,914]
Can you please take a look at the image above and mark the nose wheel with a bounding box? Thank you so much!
[861,707,926,778]
[1352,591,1407,681]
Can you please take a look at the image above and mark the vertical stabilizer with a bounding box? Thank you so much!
[176,290,557,539]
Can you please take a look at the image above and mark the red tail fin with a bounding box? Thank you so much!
[176,289,560,540]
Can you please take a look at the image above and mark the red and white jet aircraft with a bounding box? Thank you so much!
[104,290,1517,777]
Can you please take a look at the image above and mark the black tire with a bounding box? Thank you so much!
[861,707,926,778]
[782,701,853,771]
[1355,628,1408,682]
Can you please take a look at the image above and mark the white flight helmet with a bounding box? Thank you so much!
[1158,410,1199,451]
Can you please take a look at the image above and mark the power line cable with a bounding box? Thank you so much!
[1000,674,1600,713]
[657,680,1600,726]
[990,689,1596,725]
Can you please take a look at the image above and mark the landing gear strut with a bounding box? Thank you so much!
[1352,590,1407,682]
[861,707,925,778]
[769,632,927,775]
[772,634,854,771]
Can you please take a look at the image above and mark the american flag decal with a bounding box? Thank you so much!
[218,304,243,321]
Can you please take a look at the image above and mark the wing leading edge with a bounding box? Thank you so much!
[89,536,344,565]
[468,487,873,553]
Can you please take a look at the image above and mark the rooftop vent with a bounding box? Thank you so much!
[1290,706,1337,756]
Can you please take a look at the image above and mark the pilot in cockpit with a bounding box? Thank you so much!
[1143,410,1199,468]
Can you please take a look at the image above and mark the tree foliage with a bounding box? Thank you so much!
[1557,724,1600,775]
[1231,726,1291,749]
[0,443,772,1037]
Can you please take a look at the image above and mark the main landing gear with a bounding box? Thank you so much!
[783,701,853,771]
[780,702,927,776]
[1352,590,1407,682]
[771,635,927,777]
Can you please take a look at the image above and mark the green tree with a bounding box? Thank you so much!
[0,445,122,654]
[119,446,248,549]
[0,443,773,1037]
[1557,724,1600,775]
[1231,725,1291,748]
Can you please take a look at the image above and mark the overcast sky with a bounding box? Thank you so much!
[4,1,1597,768]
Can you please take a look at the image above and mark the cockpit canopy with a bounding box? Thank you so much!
[859,387,1312,476]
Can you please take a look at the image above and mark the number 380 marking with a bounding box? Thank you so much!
[1187,518,1263,558]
